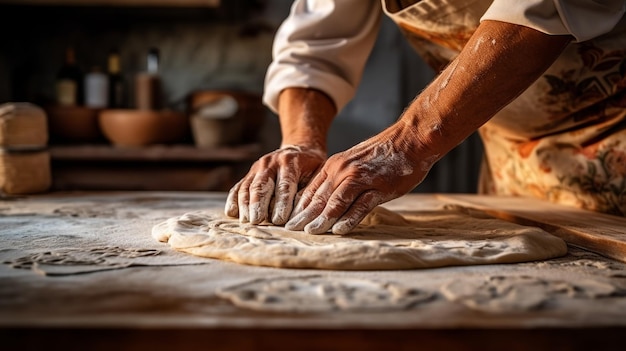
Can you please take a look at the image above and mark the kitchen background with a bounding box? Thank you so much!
[0,0,483,193]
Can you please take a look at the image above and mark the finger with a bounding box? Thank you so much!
[248,171,276,225]
[290,170,328,218]
[271,168,298,225]
[303,180,361,235]
[268,195,276,222]
[286,180,332,232]
[225,179,243,218]
[331,191,382,235]
[237,176,254,223]
[293,188,305,209]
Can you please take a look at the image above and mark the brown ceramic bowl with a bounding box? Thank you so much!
[46,105,103,143]
[99,109,189,147]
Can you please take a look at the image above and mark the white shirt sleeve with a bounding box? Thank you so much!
[263,0,383,114]
[481,0,626,42]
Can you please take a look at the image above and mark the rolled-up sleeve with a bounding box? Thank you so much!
[481,0,626,42]
[263,0,382,114]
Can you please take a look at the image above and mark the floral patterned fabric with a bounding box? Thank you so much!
[385,0,626,216]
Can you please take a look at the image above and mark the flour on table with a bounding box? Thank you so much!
[152,205,567,270]
[217,275,433,313]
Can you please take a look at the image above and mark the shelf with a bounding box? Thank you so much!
[49,143,262,163]
[49,143,261,191]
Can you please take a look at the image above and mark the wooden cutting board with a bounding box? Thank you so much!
[437,194,626,263]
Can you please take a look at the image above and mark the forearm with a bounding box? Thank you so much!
[400,20,572,157]
[281,20,574,234]
[278,87,337,153]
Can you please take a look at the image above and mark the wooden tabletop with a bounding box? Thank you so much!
[1,192,625,351]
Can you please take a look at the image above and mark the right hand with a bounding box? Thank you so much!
[225,145,326,225]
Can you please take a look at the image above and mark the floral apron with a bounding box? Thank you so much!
[384,0,626,216]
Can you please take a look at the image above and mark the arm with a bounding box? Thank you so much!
[286,20,573,234]
[263,0,382,114]
[401,19,572,153]
[278,88,335,152]
[225,0,381,225]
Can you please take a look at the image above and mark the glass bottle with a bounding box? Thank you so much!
[55,47,83,106]
[107,49,125,108]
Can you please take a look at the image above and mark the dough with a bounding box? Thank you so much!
[217,275,433,313]
[441,275,616,313]
[152,205,568,270]
[5,247,161,276]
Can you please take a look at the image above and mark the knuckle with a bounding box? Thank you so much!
[310,192,328,205]
[257,156,273,168]
[276,180,296,194]
[327,197,351,213]
[250,181,272,195]
[277,150,296,162]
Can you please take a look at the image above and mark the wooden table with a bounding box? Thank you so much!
[1,192,626,351]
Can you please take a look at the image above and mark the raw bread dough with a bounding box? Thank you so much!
[5,247,161,276]
[441,275,616,313]
[217,275,433,313]
[152,206,568,270]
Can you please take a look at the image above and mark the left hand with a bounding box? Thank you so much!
[285,122,439,234]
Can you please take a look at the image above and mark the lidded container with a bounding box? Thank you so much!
[188,90,265,148]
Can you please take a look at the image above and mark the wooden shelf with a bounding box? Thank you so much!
[48,143,261,191]
[49,144,261,191]
[49,143,262,163]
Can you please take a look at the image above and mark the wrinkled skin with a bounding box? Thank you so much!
[225,145,326,225]
[226,20,572,234]
[282,21,570,234]
[286,123,436,234]
[225,87,335,226]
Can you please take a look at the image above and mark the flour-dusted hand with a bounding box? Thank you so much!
[286,123,440,235]
[226,88,336,225]
[225,145,326,225]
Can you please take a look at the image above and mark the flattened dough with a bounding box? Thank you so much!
[217,275,433,313]
[441,275,616,313]
[152,206,567,270]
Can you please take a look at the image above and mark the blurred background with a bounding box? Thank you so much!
[0,0,482,194]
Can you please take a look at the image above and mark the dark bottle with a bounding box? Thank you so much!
[55,47,83,106]
[107,49,125,108]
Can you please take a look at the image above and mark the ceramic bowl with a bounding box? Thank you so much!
[46,105,103,143]
[99,109,189,147]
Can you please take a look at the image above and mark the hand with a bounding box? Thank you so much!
[285,123,439,234]
[225,145,326,225]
